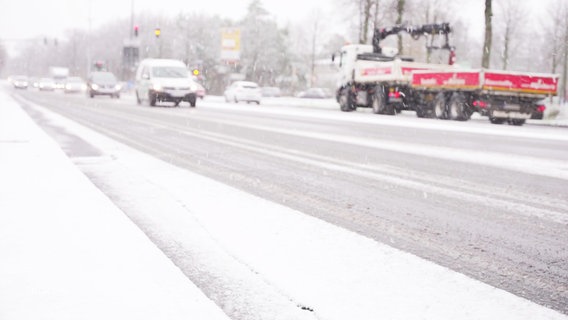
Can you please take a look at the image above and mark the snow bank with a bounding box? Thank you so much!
[0,90,229,320]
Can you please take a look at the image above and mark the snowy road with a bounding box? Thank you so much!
[9,88,568,316]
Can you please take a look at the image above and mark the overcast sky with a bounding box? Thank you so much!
[0,0,554,46]
[0,0,332,40]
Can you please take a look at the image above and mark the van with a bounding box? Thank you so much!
[135,59,198,107]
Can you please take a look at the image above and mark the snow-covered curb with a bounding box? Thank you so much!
[0,90,230,319]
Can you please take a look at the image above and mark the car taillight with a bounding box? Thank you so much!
[473,100,488,108]
[537,105,546,112]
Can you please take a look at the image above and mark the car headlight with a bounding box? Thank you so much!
[114,84,122,91]
[189,83,197,91]
[152,83,163,91]
[91,84,99,90]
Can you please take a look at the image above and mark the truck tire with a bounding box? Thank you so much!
[372,86,386,114]
[509,119,525,126]
[415,105,434,118]
[189,96,197,107]
[448,93,471,121]
[434,92,449,120]
[149,93,157,106]
[339,87,354,112]
[489,117,506,124]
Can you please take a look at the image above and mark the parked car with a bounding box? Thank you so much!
[64,76,87,93]
[87,71,121,98]
[224,81,262,104]
[38,78,56,91]
[296,87,332,99]
[261,86,281,97]
[135,59,198,107]
[12,75,29,89]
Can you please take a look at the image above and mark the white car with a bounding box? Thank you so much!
[224,81,261,104]
[135,59,198,107]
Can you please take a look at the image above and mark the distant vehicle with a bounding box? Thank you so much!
[261,86,281,97]
[87,71,121,98]
[38,78,56,91]
[224,81,262,104]
[49,67,69,89]
[297,87,332,99]
[64,77,87,93]
[29,77,40,89]
[12,75,29,89]
[135,59,198,107]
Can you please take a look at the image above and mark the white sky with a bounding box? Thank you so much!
[0,0,554,48]
[0,0,328,40]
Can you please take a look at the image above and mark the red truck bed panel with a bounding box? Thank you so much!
[411,69,558,96]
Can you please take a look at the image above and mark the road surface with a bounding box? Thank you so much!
[11,88,568,315]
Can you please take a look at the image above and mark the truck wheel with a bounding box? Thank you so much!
[448,93,471,121]
[416,105,434,118]
[509,119,526,126]
[489,117,506,124]
[434,93,449,119]
[189,96,197,107]
[372,87,386,114]
[149,93,157,106]
[339,88,354,112]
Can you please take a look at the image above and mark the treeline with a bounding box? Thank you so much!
[2,0,567,96]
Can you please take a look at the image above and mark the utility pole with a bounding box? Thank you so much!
[482,0,492,68]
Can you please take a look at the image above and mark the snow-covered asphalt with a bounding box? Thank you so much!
[1,87,567,319]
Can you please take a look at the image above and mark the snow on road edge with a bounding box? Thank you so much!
[0,91,230,319]
[17,92,568,319]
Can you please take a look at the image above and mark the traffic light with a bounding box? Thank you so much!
[134,25,139,37]
[154,28,161,38]
[192,69,200,76]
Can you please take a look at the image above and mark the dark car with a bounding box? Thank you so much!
[87,71,121,98]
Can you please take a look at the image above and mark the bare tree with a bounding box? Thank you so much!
[395,0,405,54]
[482,0,492,68]
[493,0,526,70]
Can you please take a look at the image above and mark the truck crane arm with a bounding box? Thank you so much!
[372,22,455,64]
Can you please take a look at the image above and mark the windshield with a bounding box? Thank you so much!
[152,66,188,78]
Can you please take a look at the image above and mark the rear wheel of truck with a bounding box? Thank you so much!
[339,87,354,112]
[509,119,525,126]
[372,86,386,114]
[489,117,506,124]
[448,93,471,121]
[416,105,434,118]
[149,93,157,106]
[434,93,449,119]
